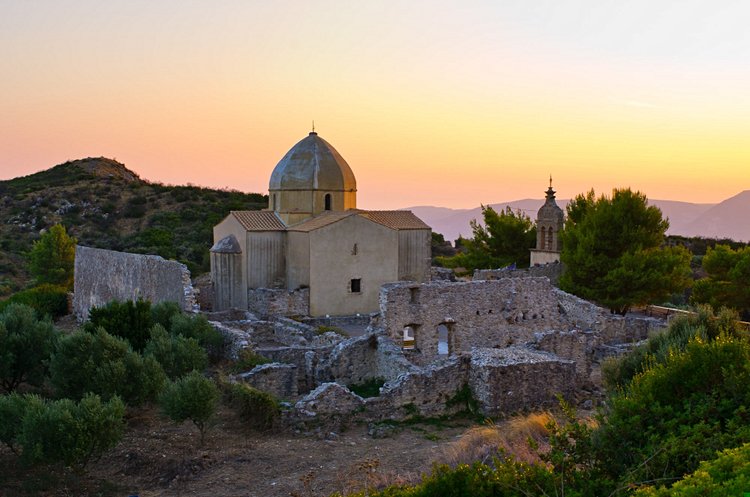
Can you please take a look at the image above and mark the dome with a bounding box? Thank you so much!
[537,185,564,222]
[269,132,357,192]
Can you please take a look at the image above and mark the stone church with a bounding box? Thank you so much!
[530,178,564,266]
[210,131,432,317]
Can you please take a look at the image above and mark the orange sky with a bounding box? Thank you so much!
[1,1,748,209]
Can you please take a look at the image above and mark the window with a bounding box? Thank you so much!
[547,227,553,249]
[437,324,449,355]
[350,278,361,293]
[272,194,278,211]
[540,227,546,249]
[409,287,420,304]
[402,325,416,350]
[324,193,332,210]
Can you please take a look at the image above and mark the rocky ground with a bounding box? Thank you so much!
[1,404,473,497]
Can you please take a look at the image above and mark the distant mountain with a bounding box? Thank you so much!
[0,158,266,295]
[407,194,747,243]
[679,191,750,241]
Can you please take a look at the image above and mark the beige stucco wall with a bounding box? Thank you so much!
[272,189,357,225]
[212,215,248,309]
[398,229,431,282]
[308,215,398,316]
[286,231,311,290]
[246,231,286,288]
[530,249,561,266]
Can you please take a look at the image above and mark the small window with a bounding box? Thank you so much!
[409,287,420,304]
[402,326,416,350]
[324,193,332,210]
[272,194,278,211]
[350,278,361,293]
[437,324,449,355]
[547,227,553,249]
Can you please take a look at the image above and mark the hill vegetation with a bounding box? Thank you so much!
[0,157,266,295]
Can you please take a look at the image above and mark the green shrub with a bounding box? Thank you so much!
[595,334,750,484]
[0,284,69,319]
[229,348,271,373]
[635,443,750,496]
[224,382,279,430]
[84,299,153,351]
[0,392,44,454]
[151,300,182,329]
[170,313,224,361]
[0,303,59,392]
[27,224,76,290]
[18,393,125,470]
[49,328,165,405]
[144,324,208,379]
[160,371,219,445]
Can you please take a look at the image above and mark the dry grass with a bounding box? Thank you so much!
[438,412,555,467]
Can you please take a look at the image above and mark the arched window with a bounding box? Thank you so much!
[324,193,332,210]
[437,324,449,355]
[547,226,553,250]
[540,227,547,250]
[273,194,278,211]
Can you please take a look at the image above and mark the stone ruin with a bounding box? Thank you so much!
[71,246,662,427]
[73,245,198,321]
[211,275,662,428]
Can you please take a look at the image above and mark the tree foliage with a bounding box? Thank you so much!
[691,244,750,319]
[560,188,692,314]
[0,303,59,392]
[223,381,279,431]
[84,298,153,352]
[160,371,219,446]
[144,324,208,379]
[27,224,76,290]
[49,328,166,405]
[16,393,125,471]
[438,206,536,271]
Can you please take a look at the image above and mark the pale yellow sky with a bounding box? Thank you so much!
[1,1,748,208]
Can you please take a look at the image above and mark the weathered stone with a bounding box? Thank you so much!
[468,347,575,416]
[473,262,562,286]
[239,363,298,400]
[73,245,197,321]
[247,287,310,319]
[294,382,364,417]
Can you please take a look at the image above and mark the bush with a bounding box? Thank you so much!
[635,443,750,496]
[224,381,279,430]
[348,377,385,398]
[170,313,224,361]
[0,284,69,319]
[144,324,208,379]
[85,299,153,351]
[49,328,166,405]
[160,371,219,445]
[17,393,125,470]
[28,224,76,290]
[0,392,44,454]
[0,303,59,392]
[151,300,182,329]
[595,334,750,484]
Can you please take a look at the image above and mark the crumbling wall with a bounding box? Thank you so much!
[247,288,309,318]
[239,363,298,400]
[315,333,419,386]
[73,245,197,321]
[469,347,575,416]
[473,262,563,286]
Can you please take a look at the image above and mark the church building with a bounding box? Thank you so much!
[210,131,432,317]
[529,178,564,266]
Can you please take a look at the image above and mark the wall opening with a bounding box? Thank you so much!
[350,278,361,293]
[540,227,546,249]
[402,325,418,350]
[273,194,278,211]
[409,287,420,304]
[547,227,553,250]
[437,324,449,355]
[324,193,332,210]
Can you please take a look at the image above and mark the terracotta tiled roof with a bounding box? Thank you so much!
[230,211,287,231]
[288,210,430,232]
[360,210,431,230]
[287,211,357,232]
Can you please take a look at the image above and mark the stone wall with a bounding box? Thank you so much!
[73,245,197,321]
[473,262,563,286]
[247,288,309,319]
[239,363,298,400]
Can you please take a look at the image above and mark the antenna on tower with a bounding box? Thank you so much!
[549,174,553,188]
[312,120,315,133]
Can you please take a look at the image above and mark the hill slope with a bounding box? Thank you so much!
[679,190,750,241]
[0,158,266,295]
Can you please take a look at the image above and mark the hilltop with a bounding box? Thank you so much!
[0,158,266,295]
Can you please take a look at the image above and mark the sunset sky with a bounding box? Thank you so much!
[2,1,748,209]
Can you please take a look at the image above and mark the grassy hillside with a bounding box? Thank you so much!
[0,157,266,296]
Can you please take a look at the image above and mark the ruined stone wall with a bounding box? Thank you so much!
[239,363,298,400]
[73,245,196,321]
[473,262,563,286]
[247,287,309,319]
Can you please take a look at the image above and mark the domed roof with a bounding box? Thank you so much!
[269,132,357,192]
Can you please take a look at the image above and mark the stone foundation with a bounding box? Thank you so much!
[247,288,309,319]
